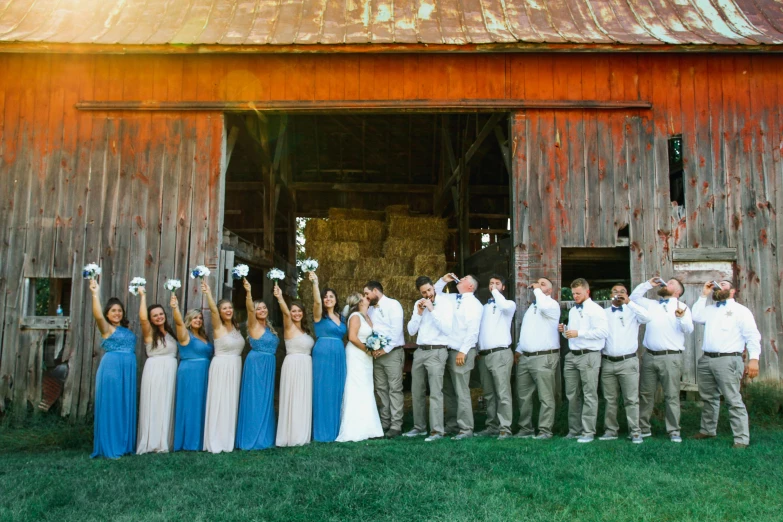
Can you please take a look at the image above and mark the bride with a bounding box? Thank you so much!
[336,293,384,442]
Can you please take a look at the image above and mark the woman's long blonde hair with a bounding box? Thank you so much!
[184,309,208,340]
[253,299,277,337]
[344,293,363,318]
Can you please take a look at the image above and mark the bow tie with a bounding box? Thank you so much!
[574,304,583,310]
[716,301,727,308]
[611,306,623,312]
[532,299,537,306]
[487,298,495,304]
[456,294,463,301]
[658,298,669,304]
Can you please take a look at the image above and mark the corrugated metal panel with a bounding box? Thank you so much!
[0,0,781,45]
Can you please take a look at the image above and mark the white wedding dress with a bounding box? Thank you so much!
[336,312,384,442]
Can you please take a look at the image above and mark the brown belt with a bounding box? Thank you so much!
[602,353,637,362]
[570,349,599,356]
[418,344,446,351]
[522,349,560,357]
[703,352,742,358]
[646,350,682,356]
[480,346,511,355]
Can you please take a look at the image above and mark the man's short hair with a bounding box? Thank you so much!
[539,277,554,287]
[570,278,589,290]
[720,279,734,289]
[672,278,685,295]
[365,280,384,293]
[415,276,433,289]
[611,282,628,292]
[465,275,479,291]
[489,274,506,287]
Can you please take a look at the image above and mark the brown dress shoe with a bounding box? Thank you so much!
[692,433,716,440]
[732,443,748,449]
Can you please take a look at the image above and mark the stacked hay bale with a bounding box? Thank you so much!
[299,205,449,345]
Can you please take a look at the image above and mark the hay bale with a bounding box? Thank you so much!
[386,215,448,241]
[306,241,361,262]
[385,205,410,216]
[328,219,386,242]
[328,208,385,221]
[304,219,330,242]
[355,258,413,281]
[383,237,445,257]
[413,254,447,278]
[311,261,357,282]
[382,276,421,302]
[357,241,384,258]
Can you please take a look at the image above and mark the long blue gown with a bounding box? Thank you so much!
[236,328,280,450]
[174,333,213,451]
[312,316,347,442]
[92,326,137,459]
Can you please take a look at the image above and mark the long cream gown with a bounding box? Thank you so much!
[136,333,178,454]
[203,328,244,453]
[276,332,315,447]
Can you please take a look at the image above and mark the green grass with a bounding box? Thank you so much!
[2,397,782,522]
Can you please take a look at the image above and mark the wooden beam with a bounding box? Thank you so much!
[672,248,738,262]
[470,213,510,219]
[289,182,436,193]
[448,228,511,234]
[494,125,512,175]
[225,126,240,168]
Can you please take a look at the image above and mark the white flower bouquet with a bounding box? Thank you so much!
[231,264,249,280]
[365,331,391,352]
[128,277,146,296]
[300,258,319,273]
[82,263,101,280]
[267,268,285,285]
[190,265,211,279]
[164,279,181,293]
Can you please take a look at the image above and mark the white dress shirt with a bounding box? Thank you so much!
[367,294,405,352]
[516,289,561,353]
[602,302,651,357]
[434,278,483,354]
[566,298,609,351]
[407,294,453,346]
[629,282,694,352]
[478,289,517,351]
[692,298,761,360]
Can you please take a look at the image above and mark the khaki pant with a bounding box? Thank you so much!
[639,352,682,436]
[443,348,476,434]
[477,349,514,433]
[564,351,602,437]
[373,348,405,431]
[600,356,641,437]
[411,348,448,434]
[515,352,559,436]
[697,355,750,445]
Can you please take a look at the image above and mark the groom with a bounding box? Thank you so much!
[365,281,405,438]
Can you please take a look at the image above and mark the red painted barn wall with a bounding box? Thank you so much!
[0,52,781,414]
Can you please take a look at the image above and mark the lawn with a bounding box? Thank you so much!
[2,395,782,522]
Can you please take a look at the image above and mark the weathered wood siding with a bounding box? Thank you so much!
[0,52,781,414]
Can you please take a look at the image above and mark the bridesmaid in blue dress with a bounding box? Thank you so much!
[171,293,213,451]
[89,279,137,459]
[236,278,280,450]
[308,272,347,442]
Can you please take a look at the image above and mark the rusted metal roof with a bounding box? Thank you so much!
[0,0,782,47]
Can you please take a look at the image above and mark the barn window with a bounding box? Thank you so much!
[668,136,685,218]
[560,247,631,303]
[23,278,72,317]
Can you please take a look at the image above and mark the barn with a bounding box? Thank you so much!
[0,0,782,417]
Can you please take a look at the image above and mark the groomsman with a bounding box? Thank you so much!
[599,283,650,444]
[515,277,561,440]
[365,280,405,438]
[435,273,483,440]
[476,275,516,440]
[630,277,694,443]
[405,276,454,442]
[559,278,609,443]
[692,280,760,448]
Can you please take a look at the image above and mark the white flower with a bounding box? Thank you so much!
[300,258,319,273]
[232,264,249,280]
[82,263,102,280]
[267,268,286,281]
[190,265,211,279]
[128,277,146,296]
[164,279,182,292]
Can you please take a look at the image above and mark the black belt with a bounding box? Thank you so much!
[522,349,559,357]
[570,349,599,356]
[602,353,637,362]
[646,350,682,356]
[480,346,511,355]
[703,352,742,358]
[418,344,446,351]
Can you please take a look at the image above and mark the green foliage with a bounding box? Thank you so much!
[35,278,51,316]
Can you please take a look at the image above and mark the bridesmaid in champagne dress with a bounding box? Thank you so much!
[171,294,213,452]
[309,272,347,442]
[274,284,315,447]
[136,289,178,454]
[236,278,279,450]
[89,279,137,459]
[202,280,244,454]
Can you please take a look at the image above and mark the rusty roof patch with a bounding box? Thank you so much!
[0,0,781,46]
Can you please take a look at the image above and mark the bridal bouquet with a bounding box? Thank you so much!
[82,263,101,280]
[267,268,285,285]
[164,279,181,294]
[128,277,146,296]
[365,331,391,352]
[300,258,319,273]
[231,264,249,280]
[190,265,211,279]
